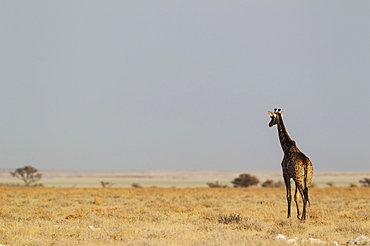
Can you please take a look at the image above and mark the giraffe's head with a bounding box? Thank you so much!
[268,108,284,127]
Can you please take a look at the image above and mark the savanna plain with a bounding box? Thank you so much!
[1,186,370,245]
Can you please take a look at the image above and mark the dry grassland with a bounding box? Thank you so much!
[0,187,370,245]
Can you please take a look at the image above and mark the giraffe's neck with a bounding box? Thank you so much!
[277,115,299,154]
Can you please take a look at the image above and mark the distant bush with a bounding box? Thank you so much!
[326,182,334,187]
[231,173,259,188]
[261,179,284,188]
[206,181,228,188]
[101,181,114,188]
[359,178,370,187]
[131,183,142,188]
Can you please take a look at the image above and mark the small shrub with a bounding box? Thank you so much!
[218,214,265,231]
[327,182,334,187]
[219,214,241,224]
[261,179,273,187]
[206,181,228,188]
[232,173,259,187]
[274,180,284,187]
[101,181,114,188]
[131,183,142,188]
[261,179,284,188]
[92,197,100,205]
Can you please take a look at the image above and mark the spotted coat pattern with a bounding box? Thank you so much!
[269,109,313,221]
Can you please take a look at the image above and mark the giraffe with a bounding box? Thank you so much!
[268,108,313,221]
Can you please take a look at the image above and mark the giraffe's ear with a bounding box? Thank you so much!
[280,111,284,116]
[268,111,274,116]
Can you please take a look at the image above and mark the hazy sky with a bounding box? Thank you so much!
[1,1,369,171]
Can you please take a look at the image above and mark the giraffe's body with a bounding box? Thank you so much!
[268,108,313,221]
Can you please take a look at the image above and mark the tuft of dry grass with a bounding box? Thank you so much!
[0,186,369,245]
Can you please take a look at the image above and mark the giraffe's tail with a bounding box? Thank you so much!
[304,187,310,206]
[303,168,310,207]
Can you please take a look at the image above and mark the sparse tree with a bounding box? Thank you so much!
[359,178,370,187]
[232,173,259,188]
[10,165,42,186]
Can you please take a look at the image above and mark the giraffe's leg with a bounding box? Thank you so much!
[294,184,300,219]
[284,177,292,218]
[297,186,306,221]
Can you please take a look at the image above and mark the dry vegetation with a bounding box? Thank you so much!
[0,186,370,245]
